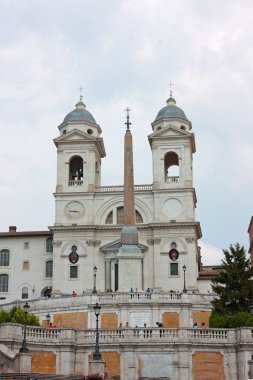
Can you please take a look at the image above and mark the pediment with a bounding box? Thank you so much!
[100,239,148,253]
[149,125,190,139]
[54,129,96,143]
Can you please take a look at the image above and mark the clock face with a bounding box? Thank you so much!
[65,201,85,220]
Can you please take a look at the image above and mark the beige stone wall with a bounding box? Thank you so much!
[162,312,180,327]
[192,310,211,328]
[53,312,88,329]
[89,351,120,378]
[192,352,225,380]
[31,351,56,374]
[102,352,120,378]
[101,312,118,328]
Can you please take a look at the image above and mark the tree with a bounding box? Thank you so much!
[0,306,39,326]
[211,243,253,315]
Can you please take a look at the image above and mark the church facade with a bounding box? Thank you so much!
[0,95,212,304]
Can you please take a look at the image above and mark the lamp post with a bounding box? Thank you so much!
[93,303,101,360]
[92,266,98,294]
[183,265,187,293]
[46,313,51,326]
[20,302,30,353]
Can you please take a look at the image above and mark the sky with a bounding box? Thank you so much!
[0,0,252,265]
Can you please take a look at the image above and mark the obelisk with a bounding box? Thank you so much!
[116,108,143,291]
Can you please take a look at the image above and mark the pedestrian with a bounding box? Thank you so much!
[156,321,163,337]
[118,322,123,337]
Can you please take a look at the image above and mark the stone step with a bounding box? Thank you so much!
[0,374,85,380]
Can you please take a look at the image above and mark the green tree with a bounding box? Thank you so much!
[211,243,253,315]
[0,306,39,326]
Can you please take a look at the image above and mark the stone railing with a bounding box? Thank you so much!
[95,184,153,192]
[1,292,214,315]
[1,324,247,346]
[165,176,180,183]
[97,292,182,304]
[68,180,83,186]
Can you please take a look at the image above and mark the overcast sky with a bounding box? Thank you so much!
[0,0,252,265]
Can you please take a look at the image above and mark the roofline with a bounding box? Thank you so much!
[0,231,52,238]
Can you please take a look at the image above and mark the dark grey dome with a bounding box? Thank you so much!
[154,97,188,122]
[63,100,96,124]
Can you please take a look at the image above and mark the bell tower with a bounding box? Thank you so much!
[53,98,106,226]
[148,94,201,291]
[148,96,196,222]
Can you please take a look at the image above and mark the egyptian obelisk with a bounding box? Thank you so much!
[116,108,143,291]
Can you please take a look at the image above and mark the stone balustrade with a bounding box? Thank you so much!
[96,184,153,192]
[1,292,214,317]
[68,180,83,186]
[1,324,246,346]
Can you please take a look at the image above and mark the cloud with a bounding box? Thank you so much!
[0,0,252,258]
[199,241,223,266]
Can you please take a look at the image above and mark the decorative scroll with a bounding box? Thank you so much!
[53,240,62,247]
[185,237,195,244]
[86,240,101,247]
[147,238,161,246]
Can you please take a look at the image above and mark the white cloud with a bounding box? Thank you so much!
[199,241,223,266]
[0,0,252,257]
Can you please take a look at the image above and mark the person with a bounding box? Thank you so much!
[48,322,54,336]
[124,322,129,328]
[143,323,148,338]
[146,287,151,299]
[193,322,198,336]
[200,322,207,336]
[118,322,123,337]
[72,290,77,297]
[134,325,139,338]
[156,321,163,337]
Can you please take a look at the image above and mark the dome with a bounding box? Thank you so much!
[63,100,96,124]
[154,97,188,122]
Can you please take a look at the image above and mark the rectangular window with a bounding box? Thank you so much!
[70,266,78,279]
[0,274,8,292]
[23,261,30,271]
[0,250,10,266]
[45,261,53,278]
[170,262,178,276]
[24,242,29,249]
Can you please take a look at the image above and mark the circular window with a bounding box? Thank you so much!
[87,129,93,135]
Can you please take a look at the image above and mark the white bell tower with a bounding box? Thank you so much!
[53,98,106,226]
[148,95,201,291]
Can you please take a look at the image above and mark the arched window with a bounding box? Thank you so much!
[0,274,8,292]
[135,210,143,224]
[22,286,28,299]
[0,249,10,266]
[117,207,124,224]
[69,156,83,185]
[105,211,113,224]
[45,260,53,278]
[164,152,179,180]
[105,208,144,225]
[46,238,53,253]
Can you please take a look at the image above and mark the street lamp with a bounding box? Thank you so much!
[20,302,30,353]
[93,303,102,360]
[46,313,51,326]
[183,265,187,293]
[92,266,98,294]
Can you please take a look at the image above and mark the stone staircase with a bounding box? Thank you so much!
[0,374,86,380]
